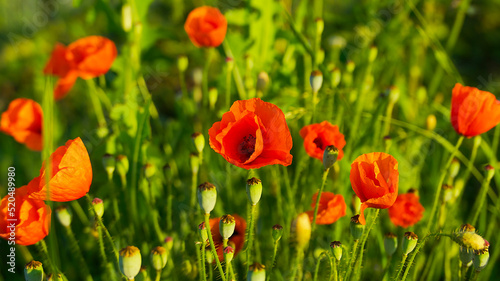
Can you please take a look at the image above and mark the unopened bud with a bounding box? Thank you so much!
[384,233,398,256]
[247,263,266,281]
[198,182,217,214]
[351,195,361,213]
[257,72,270,92]
[292,213,311,250]
[121,4,132,32]
[92,198,104,218]
[198,222,208,243]
[310,70,323,93]
[389,86,400,104]
[330,241,342,261]
[116,155,129,178]
[150,246,168,271]
[323,145,339,170]
[192,133,205,154]
[330,68,341,88]
[220,214,236,239]
[246,177,262,205]
[119,246,142,280]
[315,18,324,36]
[459,246,474,267]
[449,158,460,179]
[177,55,189,73]
[368,46,378,62]
[452,225,488,252]
[426,114,437,131]
[55,206,72,228]
[402,232,418,255]
[272,224,283,242]
[350,215,364,240]
[143,163,156,180]
[102,153,116,180]
[346,61,355,73]
[224,246,235,263]
[24,260,44,281]
[135,266,148,281]
[164,237,173,251]
[205,249,214,264]
[485,165,494,181]
[209,87,218,109]
[473,248,489,272]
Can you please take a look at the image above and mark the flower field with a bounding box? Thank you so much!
[1,0,500,280]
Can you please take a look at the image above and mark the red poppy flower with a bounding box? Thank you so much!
[208,214,246,262]
[388,192,424,228]
[0,98,43,151]
[208,98,293,169]
[184,6,227,48]
[451,83,500,137]
[300,121,346,162]
[0,186,51,246]
[44,36,117,99]
[350,152,399,225]
[306,191,346,224]
[27,137,93,202]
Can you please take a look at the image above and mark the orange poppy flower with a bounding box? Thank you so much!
[306,191,346,224]
[208,98,293,169]
[0,98,43,151]
[27,137,93,202]
[451,83,500,137]
[350,152,399,225]
[208,214,246,262]
[300,121,346,162]
[44,36,117,99]
[0,186,51,246]
[184,6,227,48]
[388,191,424,228]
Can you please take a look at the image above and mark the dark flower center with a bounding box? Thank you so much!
[238,134,256,161]
[313,137,325,150]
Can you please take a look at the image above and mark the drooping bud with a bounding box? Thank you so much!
[350,215,364,240]
[55,206,72,228]
[402,232,418,255]
[292,213,311,250]
[150,246,168,271]
[247,263,266,281]
[272,224,283,242]
[473,248,489,272]
[426,114,437,131]
[102,153,116,180]
[310,70,323,93]
[198,222,208,243]
[246,177,263,205]
[323,145,339,170]
[219,214,236,240]
[119,246,142,280]
[191,133,205,155]
[177,55,189,73]
[329,241,342,261]
[24,260,44,281]
[224,246,235,263]
[116,154,130,178]
[384,233,398,256]
[92,198,104,219]
[197,182,217,214]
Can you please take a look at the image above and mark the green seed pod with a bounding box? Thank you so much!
[135,266,148,281]
[102,153,116,181]
[384,233,398,256]
[330,241,342,261]
[330,68,341,88]
[198,222,208,244]
[402,232,418,255]
[272,224,283,242]
[246,177,263,206]
[459,246,473,267]
[368,46,378,63]
[315,18,324,37]
[177,55,189,73]
[219,214,236,240]
[292,213,311,251]
[142,163,156,180]
[310,70,323,93]
[426,114,437,131]
[323,145,339,170]
[164,237,173,251]
[208,87,218,110]
[256,72,269,92]
[191,133,205,155]
[247,263,266,281]
[473,245,489,272]
[205,249,214,264]
[116,155,129,178]
[350,215,364,240]
[346,61,355,73]
[92,198,104,219]
[197,182,217,214]
[55,206,72,228]
[119,246,142,280]
[24,260,44,281]
[150,246,168,271]
[449,158,460,179]
[224,246,235,263]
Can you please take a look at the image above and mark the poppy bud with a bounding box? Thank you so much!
[92,198,104,219]
[315,18,324,37]
[368,46,378,63]
[55,206,72,228]
[205,249,214,264]
[426,115,437,131]
[346,61,355,73]
[389,86,400,104]
[449,158,460,180]
[197,182,217,214]
[323,145,339,170]
[102,153,116,180]
[459,246,473,267]
[246,177,262,206]
[224,246,235,263]
[177,55,189,73]
[328,36,346,49]
[272,224,283,242]
[219,214,236,239]
[191,133,205,155]
[330,67,341,88]
[121,4,132,32]
[119,246,142,280]
[452,225,488,252]
[473,248,489,272]
[351,195,361,214]
[198,222,208,243]
[247,262,266,281]
[310,70,323,93]
[135,266,148,281]
[384,233,398,256]
[330,241,342,261]
[150,246,168,271]
[46,273,67,281]
[143,163,156,180]
[257,72,270,92]
[209,87,218,109]
[24,260,44,281]
[292,213,311,250]
[402,232,418,255]
[484,165,494,181]
[116,154,129,178]
[190,153,200,174]
[164,237,173,251]
[473,136,482,149]
[317,49,325,65]
[350,215,364,240]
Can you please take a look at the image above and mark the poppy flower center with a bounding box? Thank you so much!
[238,134,256,160]
[313,137,325,150]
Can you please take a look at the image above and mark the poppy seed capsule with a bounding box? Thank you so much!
[292,213,311,250]
[449,158,460,179]
[330,68,341,88]
[272,224,284,242]
[315,18,324,36]
[224,246,235,263]
[164,236,173,251]
[247,262,266,281]
[473,248,489,272]
[136,266,148,281]
[402,232,418,255]
[369,46,378,63]
[92,198,104,218]
[197,182,217,214]
[246,177,262,206]
[191,133,205,154]
[198,222,208,243]
[330,241,342,261]
[102,153,116,180]
[46,273,67,281]
[426,114,437,131]
[142,163,156,180]
[177,55,188,73]
[310,70,323,93]
[119,246,142,280]
[55,206,72,228]
[323,145,339,170]
[208,87,218,109]
[459,246,474,267]
[350,215,364,240]
[150,246,168,271]
[257,72,270,92]
[116,155,129,177]
[205,249,214,264]
[219,214,236,239]
[384,233,398,256]
[24,260,44,281]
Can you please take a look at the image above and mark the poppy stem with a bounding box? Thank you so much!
[343,239,359,280]
[222,40,247,100]
[311,168,330,233]
[36,240,55,274]
[394,254,407,281]
[266,239,280,281]
[313,251,327,281]
[202,48,215,107]
[469,166,494,225]
[86,79,108,131]
[204,213,227,281]
[246,204,257,272]
[199,242,207,281]
[425,136,464,233]
[63,226,94,281]
[352,209,379,280]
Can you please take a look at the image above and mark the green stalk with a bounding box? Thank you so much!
[352,209,380,280]
[246,204,257,272]
[343,239,359,280]
[223,239,230,281]
[36,240,55,274]
[97,225,117,281]
[202,48,214,107]
[225,59,233,109]
[289,251,303,281]
[469,169,494,225]
[154,270,161,281]
[204,213,226,281]
[196,243,202,281]
[70,200,89,226]
[222,40,246,100]
[86,79,108,129]
[313,252,327,281]
[191,167,199,210]
[200,243,207,281]
[64,226,94,281]
[394,254,408,280]
[311,168,329,232]
[86,195,119,263]
[267,240,279,281]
